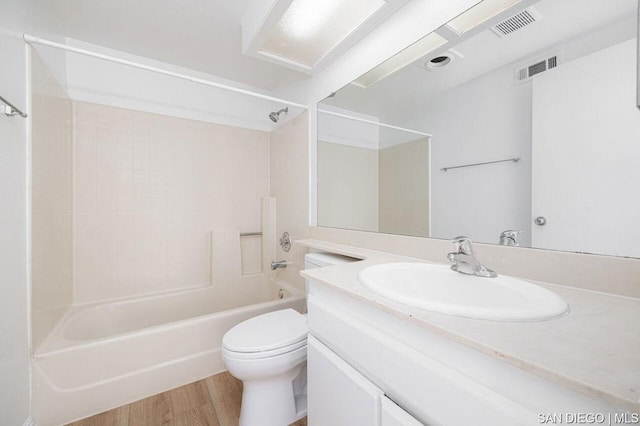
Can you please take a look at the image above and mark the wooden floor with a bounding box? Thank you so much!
[67,372,308,426]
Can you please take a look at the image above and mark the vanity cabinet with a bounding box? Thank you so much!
[381,397,424,426]
[308,334,424,426]
[307,335,383,426]
[306,281,623,426]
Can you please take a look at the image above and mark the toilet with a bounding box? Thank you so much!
[222,252,355,426]
[222,309,308,426]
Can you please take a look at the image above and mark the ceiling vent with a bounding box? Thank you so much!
[491,7,542,38]
[514,53,560,85]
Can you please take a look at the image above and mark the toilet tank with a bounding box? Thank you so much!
[303,252,358,295]
[304,252,357,270]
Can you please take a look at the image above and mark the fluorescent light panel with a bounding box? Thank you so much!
[353,32,448,87]
[446,0,523,35]
[260,0,385,68]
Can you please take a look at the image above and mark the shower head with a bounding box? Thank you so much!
[269,107,288,123]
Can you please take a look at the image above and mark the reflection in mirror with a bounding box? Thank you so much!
[317,0,640,258]
[318,110,430,237]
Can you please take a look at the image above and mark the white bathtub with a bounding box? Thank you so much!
[32,279,306,426]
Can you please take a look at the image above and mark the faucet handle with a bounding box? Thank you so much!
[450,236,474,255]
[500,230,522,238]
[499,230,522,246]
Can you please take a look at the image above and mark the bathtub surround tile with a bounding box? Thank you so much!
[240,235,263,275]
[31,51,75,350]
[68,372,307,426]
[73,102,270,303]
[34,102,310,423]
[209,229,276,306]
[269,112,310,292]
[262,197,277,276]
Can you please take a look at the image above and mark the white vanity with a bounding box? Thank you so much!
[300,241,640,426]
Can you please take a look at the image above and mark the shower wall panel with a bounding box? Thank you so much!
[269,111,309,292]
[73,102,270,303]
[31,52,74,348]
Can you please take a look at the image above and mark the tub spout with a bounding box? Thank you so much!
[271,260,290,270]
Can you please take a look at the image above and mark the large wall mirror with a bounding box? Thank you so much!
[317,0,640,258]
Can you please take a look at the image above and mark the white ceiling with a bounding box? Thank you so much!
[47,0,311,91]
[323,0,638,120]
[38,0,639,104]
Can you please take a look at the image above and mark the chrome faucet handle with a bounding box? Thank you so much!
[499,230,522,246]
[500,230,522,238]
[448,236,497,278]
[450,236,474,255]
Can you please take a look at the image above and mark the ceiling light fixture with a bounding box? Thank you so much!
[352,32,448,87]
[446,0,523,35]
[242,0,407,74]
[260,0,384,67]
[277,0,341,41]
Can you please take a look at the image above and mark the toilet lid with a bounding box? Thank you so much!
[222,309,308,353]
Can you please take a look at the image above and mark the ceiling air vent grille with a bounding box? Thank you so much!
[514,53,560,85]
[491,8,541,37]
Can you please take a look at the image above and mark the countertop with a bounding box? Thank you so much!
[297,239,640,412]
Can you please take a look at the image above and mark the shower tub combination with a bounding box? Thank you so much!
[32,277,305,426]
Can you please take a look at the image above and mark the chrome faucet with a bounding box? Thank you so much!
[447,236,497,278]
[271,260,289,270]
[499,230,522,246]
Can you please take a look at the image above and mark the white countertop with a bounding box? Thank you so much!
[297,239,640,412]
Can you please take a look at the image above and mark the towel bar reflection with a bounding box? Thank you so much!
[1,95,28,118]
[441,157,520,172]
[240,232,262,237]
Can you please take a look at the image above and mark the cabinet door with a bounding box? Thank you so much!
[381,396,425,426]
[307,335,382,426]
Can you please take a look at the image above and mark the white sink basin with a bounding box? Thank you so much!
[358,263,569,321]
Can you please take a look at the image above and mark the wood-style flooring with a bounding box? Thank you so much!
[67,372,308,426]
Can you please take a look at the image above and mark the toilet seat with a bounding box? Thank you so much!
[222,309,308,360]
[223,338,307,360]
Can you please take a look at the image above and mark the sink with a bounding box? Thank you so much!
[358,263,569,321]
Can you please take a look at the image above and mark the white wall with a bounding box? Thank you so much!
[388,16,639,248]
[0,31,32,426]
[0,0,65,423]
[415,62,533,245]
[532,38,640,257]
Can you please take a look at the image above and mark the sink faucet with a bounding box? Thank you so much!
[447,236,497,278]
[271,260,289,270]
[499,230,522,246]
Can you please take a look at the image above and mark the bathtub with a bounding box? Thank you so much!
[32,278,306,426]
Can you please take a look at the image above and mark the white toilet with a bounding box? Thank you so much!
[222,252,355,426]
[222,309,308,426]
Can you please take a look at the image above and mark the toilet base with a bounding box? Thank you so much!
[239,365,307,426]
